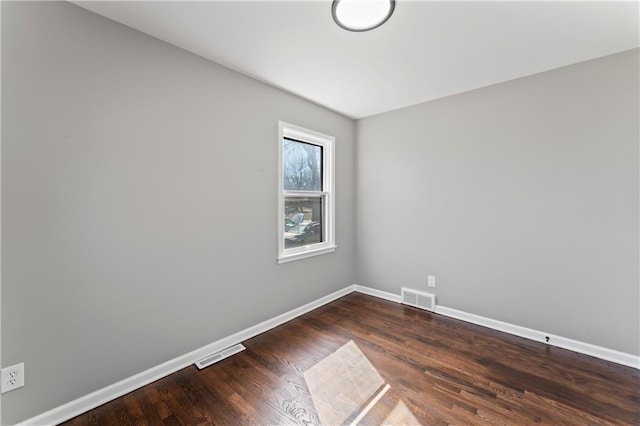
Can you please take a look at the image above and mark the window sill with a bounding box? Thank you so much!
[277,245,337,264]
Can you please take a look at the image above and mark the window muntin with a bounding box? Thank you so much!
[278,122,335,263]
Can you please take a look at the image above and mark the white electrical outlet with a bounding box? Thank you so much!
[428,275,436,288]
[1,363,25,393]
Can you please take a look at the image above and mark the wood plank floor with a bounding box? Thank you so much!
[64,293,640,425]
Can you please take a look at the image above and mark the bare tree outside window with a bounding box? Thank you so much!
[283,138,322,191]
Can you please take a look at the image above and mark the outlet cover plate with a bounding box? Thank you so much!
[1,362,25,393]
[428,275,436,288]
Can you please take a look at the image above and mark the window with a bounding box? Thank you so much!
[278,122,335,263]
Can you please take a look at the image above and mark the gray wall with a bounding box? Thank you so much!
[356,49,639,356]
[2,1,638,424]
[1,2,356,423]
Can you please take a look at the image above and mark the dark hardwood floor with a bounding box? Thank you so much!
[64,293,640,425]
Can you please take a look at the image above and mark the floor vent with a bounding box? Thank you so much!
[401,288,436,312]
[195,344,246,370]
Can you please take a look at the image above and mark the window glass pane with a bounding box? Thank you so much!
[283,138,323,191]
[284,197,323,248]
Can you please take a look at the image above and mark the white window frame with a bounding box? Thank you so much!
[277,121,336,264]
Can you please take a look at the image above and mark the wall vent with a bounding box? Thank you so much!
[195,343,246,370]
[401,288,436,312]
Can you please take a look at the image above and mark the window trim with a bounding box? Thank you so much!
[277,121,336,264]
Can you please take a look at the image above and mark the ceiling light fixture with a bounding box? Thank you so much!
[332,0,395,32]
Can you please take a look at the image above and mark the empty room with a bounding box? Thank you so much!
[1,0,639,424]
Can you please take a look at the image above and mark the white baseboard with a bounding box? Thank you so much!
[352,284,401,303]
[352,285,639,369]
[434,305,640,370]
[19,285,356,426]
[19,284,640,425]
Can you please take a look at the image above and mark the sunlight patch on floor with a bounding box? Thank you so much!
[303,340,385,425]
[382,401,421,425]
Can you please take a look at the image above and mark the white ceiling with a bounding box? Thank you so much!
[74,1,639,119]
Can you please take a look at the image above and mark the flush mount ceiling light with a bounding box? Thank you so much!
[332,0,396,32]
